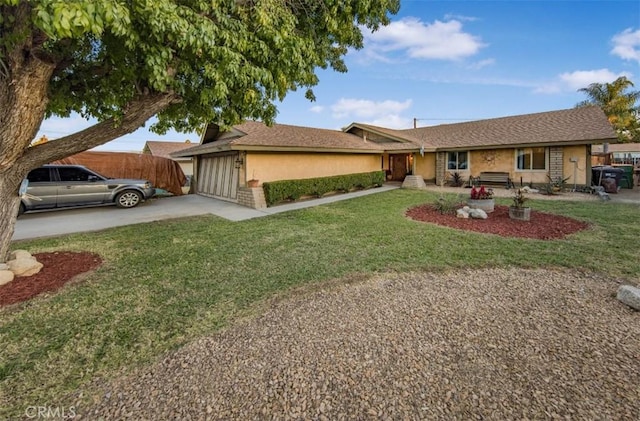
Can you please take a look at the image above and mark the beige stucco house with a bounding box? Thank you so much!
[173,106,617,205]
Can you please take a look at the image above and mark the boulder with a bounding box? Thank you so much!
[456,209,469,219]
[10,249,33,260]
[0,270,14,286]
[469,208,488,219]
[617,285,640,310]
[7,257,43,277]
[0,263,8,271]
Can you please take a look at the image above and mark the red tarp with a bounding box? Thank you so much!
[54,151,186,196]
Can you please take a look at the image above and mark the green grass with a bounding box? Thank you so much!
[1,189,639,417]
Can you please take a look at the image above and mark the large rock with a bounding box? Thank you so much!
[7,257,43,277]
[456,208,469,219]
[469,208,488,219]
[10,249,33,260]
[0,270,14,286]
[617,285,640,310]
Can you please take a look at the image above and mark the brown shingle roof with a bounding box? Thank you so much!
[397,106,616,149]
[172,106,617,157]
[144,141,194,160]
[172,121,407,156]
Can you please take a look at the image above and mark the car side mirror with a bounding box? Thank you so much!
[88,175,100,182]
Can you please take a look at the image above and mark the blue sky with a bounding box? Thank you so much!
[36,0,640,152]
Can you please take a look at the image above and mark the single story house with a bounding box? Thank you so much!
[143,140,195,177]
[172,106,617,207]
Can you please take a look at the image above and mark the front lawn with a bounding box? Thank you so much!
[1,189,638,418]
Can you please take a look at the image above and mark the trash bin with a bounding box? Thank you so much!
[592,166,625,189]
[612,164,634,188]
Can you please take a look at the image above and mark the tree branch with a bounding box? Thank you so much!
[18,92,182,170]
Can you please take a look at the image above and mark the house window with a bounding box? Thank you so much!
[447,151,468,170]
[516,147,547,170]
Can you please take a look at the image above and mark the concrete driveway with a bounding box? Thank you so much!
[12,185,400,241]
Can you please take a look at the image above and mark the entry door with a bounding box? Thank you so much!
[197,153,239,201]
[391,154,408,181]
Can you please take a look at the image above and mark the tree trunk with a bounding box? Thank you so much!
[0,2,182,262]
[0,174,22,263]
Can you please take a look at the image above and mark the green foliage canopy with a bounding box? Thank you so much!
[0,0,400,133]
[576,76,640,143]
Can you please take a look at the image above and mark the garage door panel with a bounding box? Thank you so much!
[197,153,239,201]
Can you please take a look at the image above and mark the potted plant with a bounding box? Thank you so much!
[509,188,531,221]
[467,185,494,213]
[247,171,259,188]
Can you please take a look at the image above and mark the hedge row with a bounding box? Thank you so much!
[262,171,385,206]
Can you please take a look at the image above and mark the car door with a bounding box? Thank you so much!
[55,167,110,207]
[25,167,57,209]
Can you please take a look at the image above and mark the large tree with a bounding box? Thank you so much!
[576,76,640,143]
[0,0,399,261]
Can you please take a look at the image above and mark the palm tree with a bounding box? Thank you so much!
[576,76,640,142]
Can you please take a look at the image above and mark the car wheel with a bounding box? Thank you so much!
[115,190,142,208]
[18,202,25,216]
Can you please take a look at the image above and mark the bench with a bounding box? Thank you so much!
[475,171,514,188]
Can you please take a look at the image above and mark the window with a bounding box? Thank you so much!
[27,168,51,182]
[58,167,93,182]
[447,151,468,170]
[516,147,547,170]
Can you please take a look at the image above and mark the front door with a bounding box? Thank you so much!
[391,154,409,181]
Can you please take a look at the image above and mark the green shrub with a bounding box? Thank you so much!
[263,171,385,206]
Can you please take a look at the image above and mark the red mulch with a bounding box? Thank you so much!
[406,204,589,240]
[0,252,102,307]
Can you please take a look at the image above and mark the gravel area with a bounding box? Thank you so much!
[81,268,639,420]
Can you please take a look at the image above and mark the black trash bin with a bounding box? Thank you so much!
[592,166,625,188]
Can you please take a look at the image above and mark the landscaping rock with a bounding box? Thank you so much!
[10,249,33,260]
[456,209,469,219]
[469,208,488,219]
[0,263,8,271]
[0,270,14,286]
[617,285,640,310]
[7,257,43,277]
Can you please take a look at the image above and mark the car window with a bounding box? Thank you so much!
[58,167,94,182]
[27,168,51,182]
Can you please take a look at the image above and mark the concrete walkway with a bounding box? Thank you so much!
[12,185,400,241]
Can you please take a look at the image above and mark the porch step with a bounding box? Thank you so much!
[401,175,427,190]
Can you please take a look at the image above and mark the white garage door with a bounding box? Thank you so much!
[197,153,239,201]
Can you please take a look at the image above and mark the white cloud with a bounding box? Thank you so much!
[611,28,640,63]
[331,98,412,128]
[364,17,486,61]
[309,105,325,113]
[331,98,412,118]
[535,69,632,94]
[467,58,495,70]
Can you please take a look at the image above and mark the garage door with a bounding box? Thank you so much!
[197,153,239,201]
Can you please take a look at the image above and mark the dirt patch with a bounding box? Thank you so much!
[406,204,589,239]
[0,252,102,307]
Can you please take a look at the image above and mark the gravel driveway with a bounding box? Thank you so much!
[81,268,639,420]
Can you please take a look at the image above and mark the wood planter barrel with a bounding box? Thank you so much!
[509,206,531,221]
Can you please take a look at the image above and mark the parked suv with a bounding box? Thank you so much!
[20,164,155,214]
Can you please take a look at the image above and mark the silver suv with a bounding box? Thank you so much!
[20,164,156,214]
